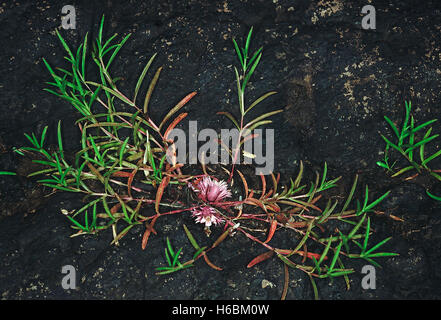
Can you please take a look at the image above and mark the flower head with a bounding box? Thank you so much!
[191,206,223,227]
[188,176,230,231]
[192,176,232,203]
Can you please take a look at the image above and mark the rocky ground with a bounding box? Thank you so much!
[1,0,441,299]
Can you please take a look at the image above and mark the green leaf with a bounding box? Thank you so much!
[57,120,64,159]
[101,42,119,58]
[86,81,135,106]
[12,147,25,156]
[294,161,304,189]
[245,91,277,115]
[383,115,400,139]
[183,224,201,250]
[172,247,183,267]
[98,15,105,46]
[232,38,244,69]
[359,188,390,215]
[101,34,118,54]
[246,47,263,72]
[192,246,207,260]
[404,134,439,154]
[411,119,437,134]
[105,33,132,70]
[311,256,321,275]
[24,133,39,148]
[84,209,89,231]
[91,202,97,230]
[426,190,441,202]
[363,257,382,268]
[246,120,273,132]
[348,213,366,239]
[119,137,130,166]
[391,166,414,177]
[287,222,314,257]
[320,162,328,190]
[419,127,432,166]
[365,252,399,258]
[156,264,193,275]
[399,101,411,146]
[244,27,253,58]
[81,32,88,79]
[101,196,116,221]
[363,217,371,253]
[430,172,441,182]
[318,238,332,267]
[364,237,393,256]
[166,237,175,256]
[308,274,319,300]
[66,215,86,231]
[422,149,441,166]
[88,86,101,110]
[339,175,358,215]
[56,29,74,61]
[381,135,402,153]
[328,241,343,272]
[40,126,49,149]
[318,199,338,223]
[42,58,61,86]
[217,111,240,129]
[0,171,16,176]
[277,254,298,269]
[234,67,244,115]
[408,116,415,161]
[164,248,172,266]
[245,109,284,129]
[329,270,354,277]
[241,52,262,92]
[133,53,157,103]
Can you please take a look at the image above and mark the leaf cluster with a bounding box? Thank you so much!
[377,101,441,201]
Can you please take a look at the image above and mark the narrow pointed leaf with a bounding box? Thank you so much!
[143,66,162,115]
[155,176,170,214]
[164,112,188,140]
[263,219,277,244]
[134,53,157,103]
[245,109,283,129]
[217,111,239,129]
[247,251,274,268]
[159,92,197,130]
[245,91,277,115]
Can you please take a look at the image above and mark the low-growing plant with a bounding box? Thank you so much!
[218,27,282,182]
[377,101,441,201]
[11,17,398,299]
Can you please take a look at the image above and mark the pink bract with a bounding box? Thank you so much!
[193,176,232,203]
[191,206,223,227]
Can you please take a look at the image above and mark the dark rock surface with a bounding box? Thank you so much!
[1,0,441,299]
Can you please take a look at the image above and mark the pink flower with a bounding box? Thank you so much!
[193,176,232,203]
[191,206,223,227]
[188,176,231,229]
